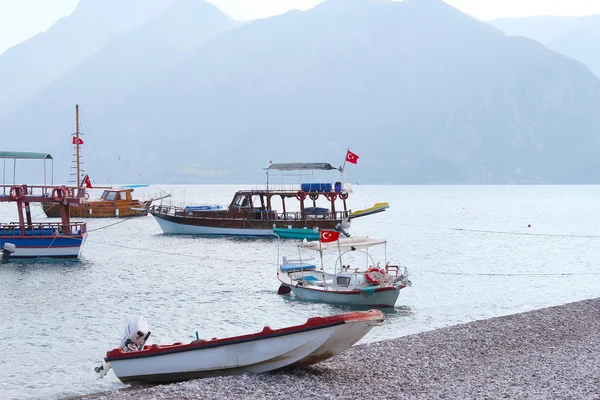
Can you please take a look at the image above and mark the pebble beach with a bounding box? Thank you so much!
[75,298,600,400]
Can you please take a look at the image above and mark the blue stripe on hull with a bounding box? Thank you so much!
[0,237,84,247]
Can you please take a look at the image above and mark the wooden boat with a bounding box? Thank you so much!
[42,187,153,218]
[0,152,87,258]
[149,162,386,237]
[95,310,385,384]
[41,105,162,219]
[277,236,411,307]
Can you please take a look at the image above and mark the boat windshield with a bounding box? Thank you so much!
[101,191,120,201]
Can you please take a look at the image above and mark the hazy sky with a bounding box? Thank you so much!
[2,0,600,55]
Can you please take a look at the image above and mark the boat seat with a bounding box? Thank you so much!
[296,275,318,282]
[280,264,316,272]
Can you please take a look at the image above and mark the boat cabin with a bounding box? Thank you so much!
[100,189,134,203]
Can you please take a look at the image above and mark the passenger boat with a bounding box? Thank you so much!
[41,105,164,218]
[149,162,388,237]
[0,152,87,258]
[277,234,411,307]
[95,310,385,384]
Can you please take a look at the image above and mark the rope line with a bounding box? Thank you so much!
[371,220,600,239]
[79,110,168,196]
[426,270,600,276]
[85,239,265,263]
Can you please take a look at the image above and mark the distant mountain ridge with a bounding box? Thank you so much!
[491,14,600,78]
[0,0,177,117]
[2,0,600,184]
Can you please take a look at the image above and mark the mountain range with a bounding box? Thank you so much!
[491,14,600,78]
[2,0,600,184]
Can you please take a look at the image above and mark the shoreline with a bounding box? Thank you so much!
[73,298,600,399]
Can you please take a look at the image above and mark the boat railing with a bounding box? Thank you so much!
[0,221,87,236]
[0,184,82,198]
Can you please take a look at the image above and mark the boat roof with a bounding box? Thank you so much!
[0,151,53,160]
[120,184,149,189]
[265,162,338,171]
[302,237,387,251]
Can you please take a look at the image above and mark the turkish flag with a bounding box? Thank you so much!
[345,150,359,164]
[83,175,92,189]
[72,136,84,145]
[320,230,340,243]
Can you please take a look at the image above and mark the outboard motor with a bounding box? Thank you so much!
[120,315,151,352]
[334,224,351,238]
[95,316,151,378]
[1,243,16,262]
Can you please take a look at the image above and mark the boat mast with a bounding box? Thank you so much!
[75,104,81,188]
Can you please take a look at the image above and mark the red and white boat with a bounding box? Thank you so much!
[95,310,384,384]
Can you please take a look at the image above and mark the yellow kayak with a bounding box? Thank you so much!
[349,202,390,219]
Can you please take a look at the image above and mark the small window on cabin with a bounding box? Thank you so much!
[336,276,351,287]
[233,195,245,207]
[104,192,117,201]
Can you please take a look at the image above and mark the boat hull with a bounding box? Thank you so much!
[42,201,150,218]
[273,228,320,240]
[149,208,348,237]
[285,284,402,307]
[152,215,274,236]
[0,234,86,258]
[104,310,383,384]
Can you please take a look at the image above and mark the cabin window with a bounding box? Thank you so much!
[103,192,117,201]
[234,194,251,208]
[336,276,351,287]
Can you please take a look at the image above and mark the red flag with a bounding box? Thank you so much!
[320,230,340,243]
[72,136,84,145]
[345,149,359,164]
[83,175,92,189]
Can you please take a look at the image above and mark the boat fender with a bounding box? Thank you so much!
[365,267,386,284]
[51,187,65,202]
[9,185,25,201]
[325,192,337,201]
[309,193,319,201]
[295,190,307,201]
[339,192,349,200]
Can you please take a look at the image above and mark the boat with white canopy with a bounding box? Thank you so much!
[277,233,411,307]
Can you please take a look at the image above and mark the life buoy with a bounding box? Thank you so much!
[52,187,65,202]
[325,192,337,201]
[309,193,319,201]
[9,185,25,201]
[339,192,349,200]
[295,190,307,201]
[365,267,387,284]
[63,186,73,198]
[84,192,90,200]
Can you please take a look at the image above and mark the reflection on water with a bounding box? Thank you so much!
[1,184,600,399]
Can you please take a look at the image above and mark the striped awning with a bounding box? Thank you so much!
[0,151,53,160]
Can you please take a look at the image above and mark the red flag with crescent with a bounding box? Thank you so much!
[345,149,359,164]
[83,175,92,189]
[72,136,84,145]
[320,230,340,243]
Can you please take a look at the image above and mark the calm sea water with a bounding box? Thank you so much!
[1,185,599,400]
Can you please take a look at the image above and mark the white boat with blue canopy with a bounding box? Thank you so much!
[277,236,411,307]
[0,151,87,259]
